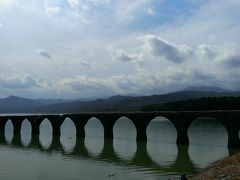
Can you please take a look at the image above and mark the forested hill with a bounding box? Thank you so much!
[0,89,240,113]
[140,96,240,111]
[35,90,240,113]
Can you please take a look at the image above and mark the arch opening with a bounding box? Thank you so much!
[5,119,13,144]
[39,118,52,149]
[147,116,177,166]
[21,119,32,146]
[113,116,136,160]
[60,118,76,153]
[84,117,104,155]
[188,116,228,168]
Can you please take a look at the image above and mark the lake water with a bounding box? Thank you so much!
[0,117,238,180]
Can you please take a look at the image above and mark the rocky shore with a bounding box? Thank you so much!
[190,152,240,179]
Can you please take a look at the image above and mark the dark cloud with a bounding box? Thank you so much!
[222,55,240,68]
[36,49,52,59]
[0,76,38,89]
[115,49,139,62]
[139,35,190,63]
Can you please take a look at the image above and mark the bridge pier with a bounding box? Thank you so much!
[11,117,24,135]
[222,123,240,148]
[29,116,44,135]
[0,118,7,134]
[100,139,115,159]
[170,116,193,145]
[218,113,240,149]
[29,134,41,149]
[132,117,152,142]
[100,117,117,139]
[70,116,89,138]
[48,135,63,152]
[49,116,64,136]
[11,134,23,147]
[136,126,148,141]
[227,131,240,149]
[73,138,89,157]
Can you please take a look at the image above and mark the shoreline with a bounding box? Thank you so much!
[190,151,240,179]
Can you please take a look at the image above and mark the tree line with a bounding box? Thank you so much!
[139,96,240,111]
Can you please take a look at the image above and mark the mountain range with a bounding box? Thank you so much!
[0,86,239,113]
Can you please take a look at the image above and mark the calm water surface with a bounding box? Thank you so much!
[0,117,238,180]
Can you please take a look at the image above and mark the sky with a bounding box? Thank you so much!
[0,0,240,99]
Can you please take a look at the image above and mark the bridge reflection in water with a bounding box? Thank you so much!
[0,132,199,176]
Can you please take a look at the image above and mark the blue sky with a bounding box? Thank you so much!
[0,0,240,98]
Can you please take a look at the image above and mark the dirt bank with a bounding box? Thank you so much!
[190,152,240,179]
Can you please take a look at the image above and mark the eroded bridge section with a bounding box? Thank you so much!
[0,111,240,148]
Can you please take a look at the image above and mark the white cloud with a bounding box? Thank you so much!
[88,0,110,5]
[0,0,15,6]
[45,6,61,15]
[115,0,155,24]
[147,7,155,16]
[67,0,80,8]
[0,0,240,98]
[157,0,240,45]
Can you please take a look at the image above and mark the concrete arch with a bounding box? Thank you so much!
[40,118,53,134]
[188,116,229,168]
[113,116,137,160]
[5,119,14,143]
[85,117,104,155]
[147,116,178,166]
[39,118,53,149]
[60,118,76,136]
[188,116,228,146]
[113,116,137,140]
[147,116,177,143]
[60,118,76,153]
[21,119,32,146]
[21,119,32,132]
[85,117,104,138]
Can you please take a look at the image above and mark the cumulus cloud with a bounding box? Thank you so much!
[36,49,52,59]
[1,0,240,98]
[114,49,140,62]
[138,35,191,63]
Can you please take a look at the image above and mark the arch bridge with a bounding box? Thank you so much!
[0,110,240,148]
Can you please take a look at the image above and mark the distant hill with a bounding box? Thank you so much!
[1,88,240,113]
[185,86,229,92]
[35,98,71,106]
[140,96,240,111]
[0,96,43,113]
[35,90,240,113]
